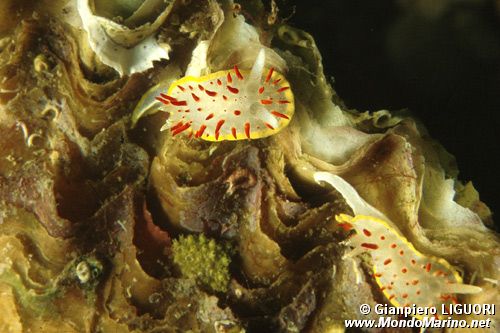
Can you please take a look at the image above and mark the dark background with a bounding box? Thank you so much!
[285,0,500,219]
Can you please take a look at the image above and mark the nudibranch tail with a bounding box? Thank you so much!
[246,48,266,91]
[156,49,294,141]
[441,283,483,294]
[336,214,482,318]
[314,172,390,223]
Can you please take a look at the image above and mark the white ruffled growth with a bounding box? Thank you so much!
[77,0,170,76]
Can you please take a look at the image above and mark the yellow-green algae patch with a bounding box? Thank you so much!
[172,234,233,293]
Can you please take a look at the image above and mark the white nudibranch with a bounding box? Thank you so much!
[313,172,482,318]
[155,49,295,141]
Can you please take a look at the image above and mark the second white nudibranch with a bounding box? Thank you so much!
[155,49,294,141]
[337,214,482,316]
[313,171,482,318]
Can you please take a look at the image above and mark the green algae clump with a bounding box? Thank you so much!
[172,234,232,293]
